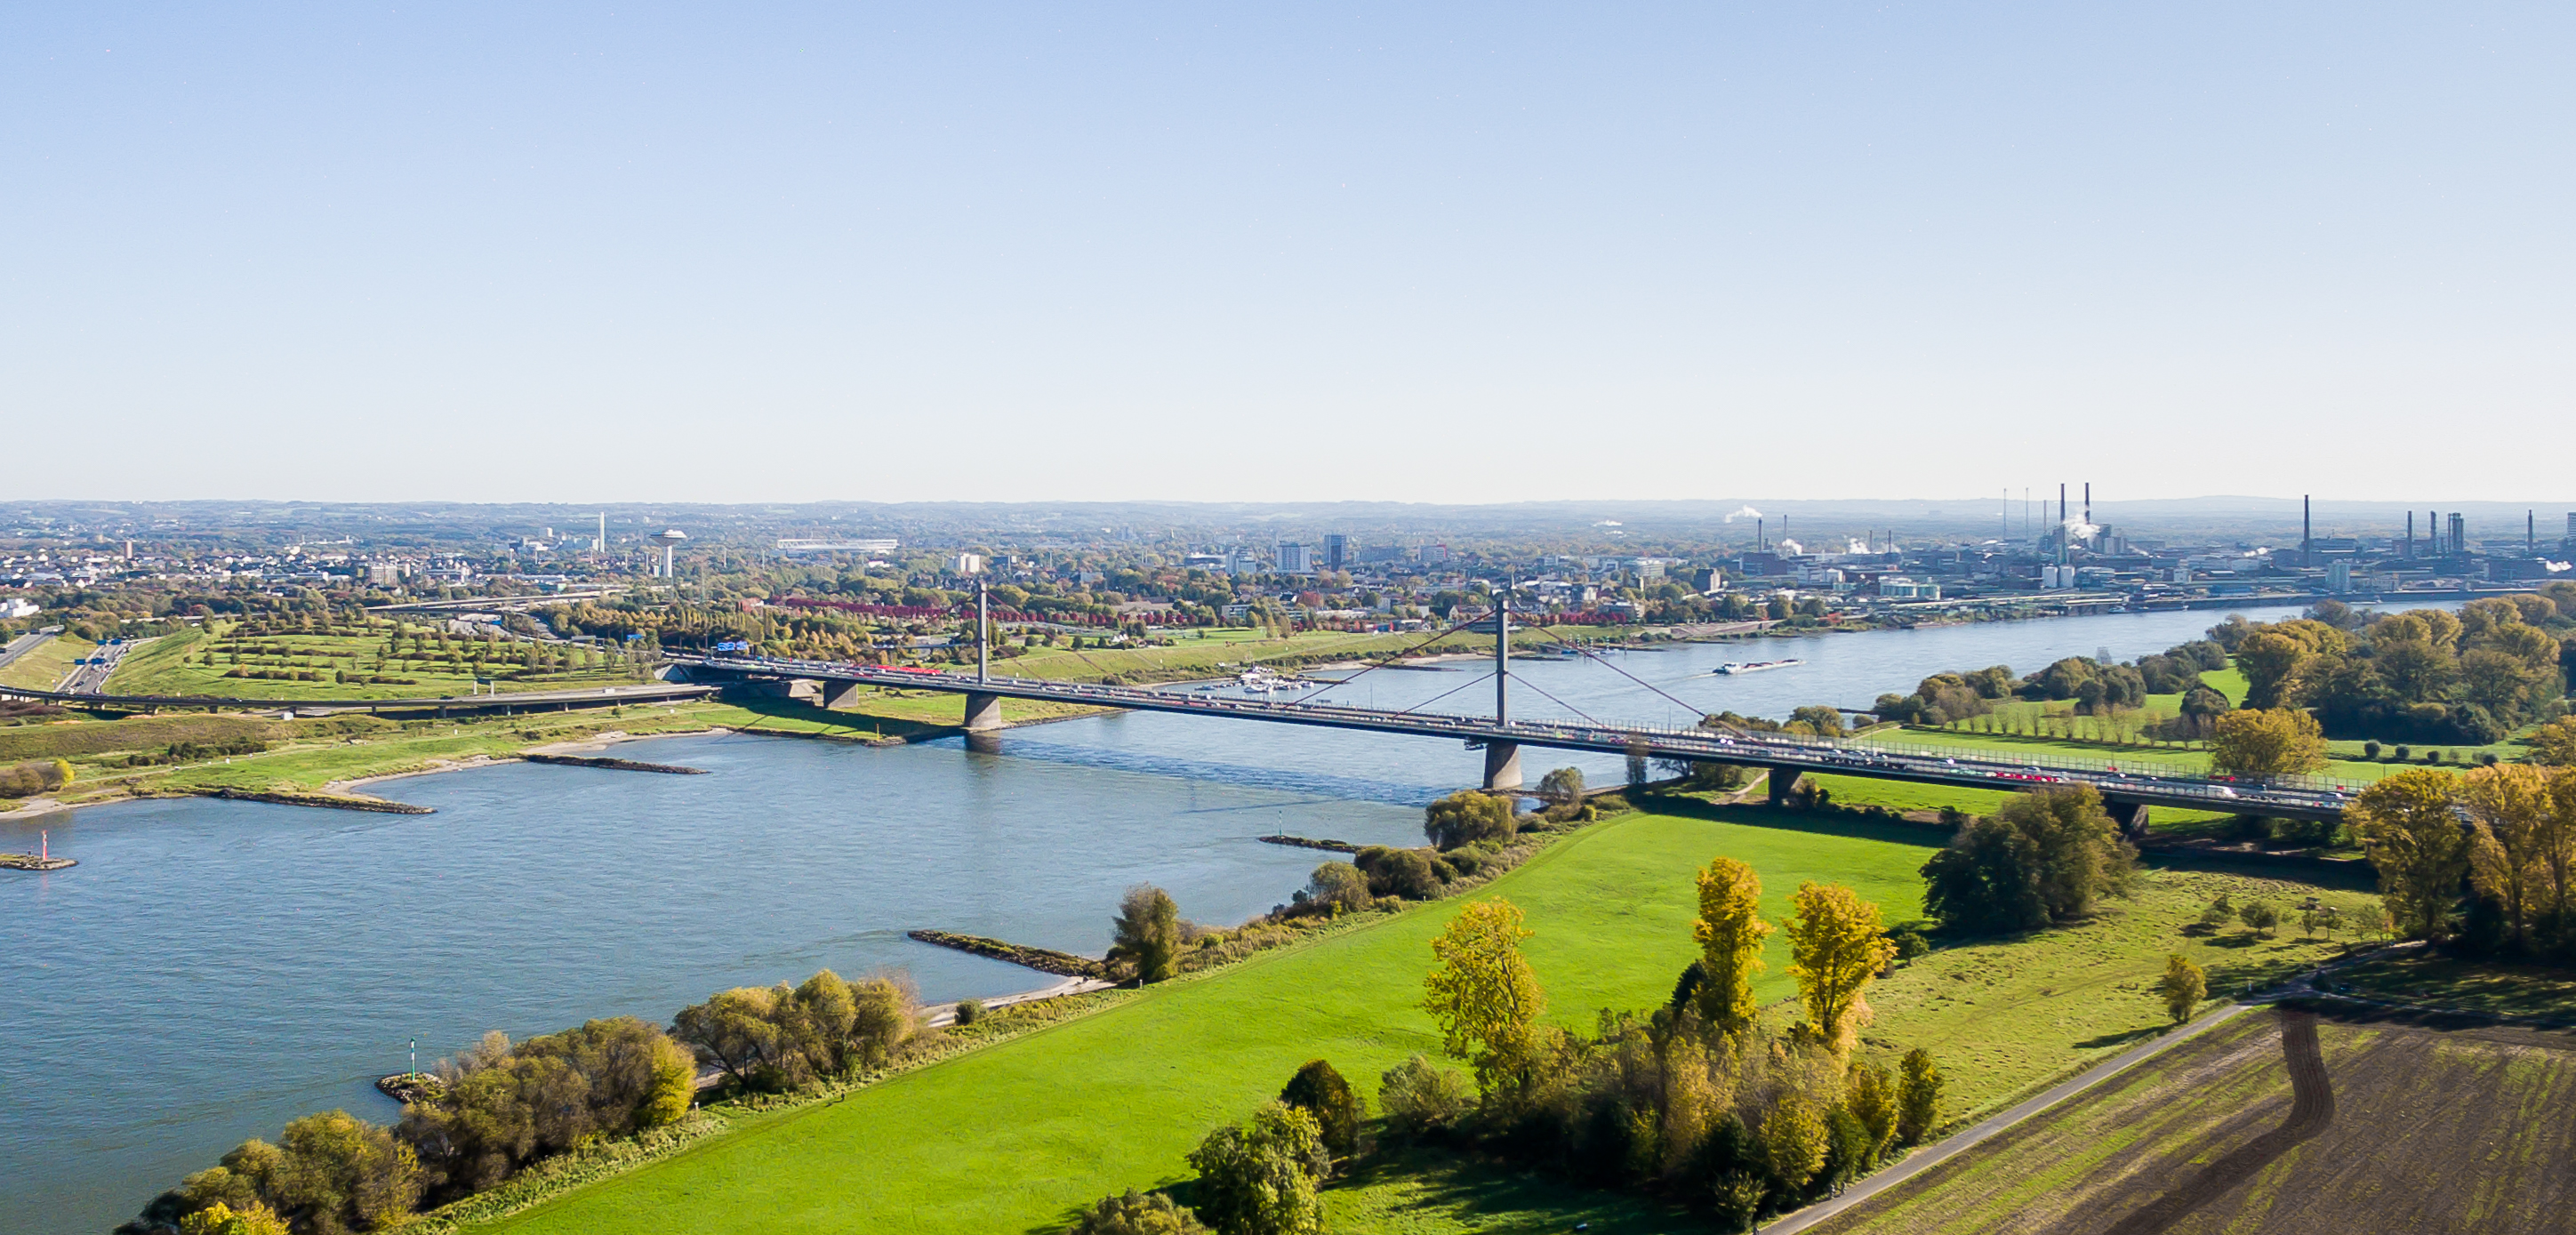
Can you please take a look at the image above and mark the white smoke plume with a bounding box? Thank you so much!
[1778,538,1804,556]
[1723,505,1762,524]
[2061,518,2101,541]
[1847,538,1871,555]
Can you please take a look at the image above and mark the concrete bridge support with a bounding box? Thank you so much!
[1481,741,1524,791]
[962,691,1004,734]
[1767,766,1804,806]
[820,679,871,711]
[2104,798,2150,840]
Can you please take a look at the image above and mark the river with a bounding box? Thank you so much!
[0,601,2428,1233]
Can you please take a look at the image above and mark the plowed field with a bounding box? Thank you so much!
[1815,1006,2576,1235]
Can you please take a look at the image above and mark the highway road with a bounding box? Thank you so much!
[0,630,55,674]
[675,653,2368,822]
[54,636,148,694]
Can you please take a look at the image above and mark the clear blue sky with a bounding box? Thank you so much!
[5,4,2570,504]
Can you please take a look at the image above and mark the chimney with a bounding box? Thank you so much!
[2083,483,2091,528]
[2303,495,2312,568]
[2406,510,2414,559]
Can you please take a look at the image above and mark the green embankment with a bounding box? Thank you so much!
[0,636,92,691]
[475,806,2370,1235]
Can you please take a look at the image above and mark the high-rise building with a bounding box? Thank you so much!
[2449,513,2467,557]
[1324,533,1348,573]
[1276,541,1312,574]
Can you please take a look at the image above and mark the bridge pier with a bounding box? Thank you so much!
[962,691,1004,734]
[1481,741,1523,791]
[820,679,871,711]
[2104,798,2150,840]
[1766,767,1803,806]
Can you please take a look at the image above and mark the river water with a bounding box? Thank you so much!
[1,601,2427,1233]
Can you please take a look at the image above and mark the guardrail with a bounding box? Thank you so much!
[674,654,2361,815]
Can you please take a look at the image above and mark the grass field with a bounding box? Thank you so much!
[0,635,92,690]
[464,802,2371,1235]
[2323,950,2576,1022]
[106,618,641,700]
[1816,1008,2576,1235]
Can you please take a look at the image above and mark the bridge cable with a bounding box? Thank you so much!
[1519,623,1750,736]
[1301,608,1507,701]
[1393,670,1497,718]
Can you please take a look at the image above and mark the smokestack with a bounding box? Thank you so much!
[2303,495,2312,568]
[2083,483,2091,528]
[1757,517,1764,552]
[2058,484,2066,525]
[2531,510,2537,551]
[2406,509,2413,559]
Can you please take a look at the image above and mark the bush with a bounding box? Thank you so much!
[403,1017,697,1199]
[1377,1055,1471,1140]
[1186,1103,1329,1235]
[1070,1189,1208,1235]
[1303,862,1370,916]
[1890,929,1930,960]
[1423,790,1515,850]
[952,998,984,1027]
[1278,1060,1362,1159]
[1352,846,1444,899]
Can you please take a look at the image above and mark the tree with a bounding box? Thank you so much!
[2158,955,2206,1025]
[1353,846,1443,899]
[1186,1103,1329,1235]
[1896,1048,1943,1145]
[1423,790,1515,850]
[1790,705,1849,738]
[179,1201,291,1235]
[2238,902,2281,937]
[2529,718,2576,767]
[1376,1055,1471,1140]
[1989,785,2135,921]
[2207,707,2330,780]
[1535,766,1585,806]
[1110,885,1182,983]
[2462,764,2556,949]
[1846,1061,1899,1160]
[1304,862,1371,915]
[1278,1060,1361,1160]
[1785,882,1897,1054]
[263,1110,422,1235]
[1691,855,1772,1034]
[1759,1092,1829,1196]
[1421,899,1546,1099]
[2347,768,2472,941]
[1072,1189,1208,1235]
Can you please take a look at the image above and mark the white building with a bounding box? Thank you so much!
[1276,542,1313,574]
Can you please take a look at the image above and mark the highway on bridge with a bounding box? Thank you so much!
[672,652,2364,826]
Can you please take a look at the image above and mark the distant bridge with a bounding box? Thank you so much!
[670,641,2363,829]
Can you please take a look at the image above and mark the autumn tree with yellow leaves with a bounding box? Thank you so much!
[1691,855,1771,1035]
[1784,882,1897,1055]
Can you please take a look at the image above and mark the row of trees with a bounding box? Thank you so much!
[1869,638,2230,729]
[2347,763,2576,958]
[2220,595,2574,744]
[134,969,926,1234]
[135,1015,699,1235]
[670,969,920,1093]
[0,757,73,799]
[1411,869,1941,1229]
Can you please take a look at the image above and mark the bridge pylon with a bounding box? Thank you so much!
[1481,741,1523,791]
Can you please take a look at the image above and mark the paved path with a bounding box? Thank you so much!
[1757,1002,2258,1235]
[0,630,54,672]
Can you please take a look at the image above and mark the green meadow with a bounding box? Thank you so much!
[469,805,2370,1235]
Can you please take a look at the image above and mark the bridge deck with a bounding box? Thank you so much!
[678,655,2358,822]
